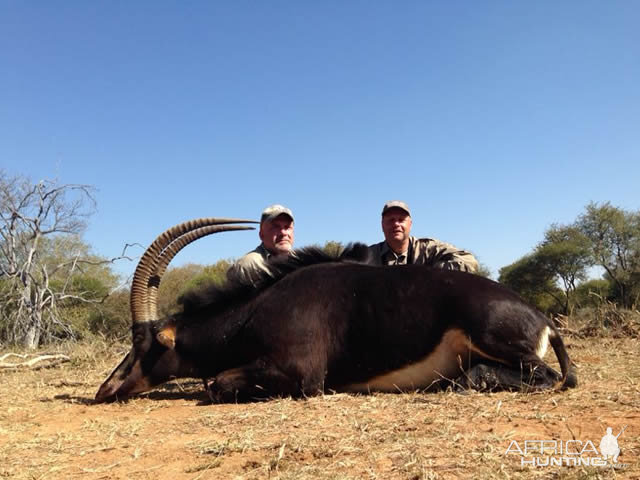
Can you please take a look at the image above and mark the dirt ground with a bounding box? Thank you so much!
[0,336,638,480]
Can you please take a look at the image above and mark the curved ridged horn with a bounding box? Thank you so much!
[147,224,254,320]
[130,218,258,324]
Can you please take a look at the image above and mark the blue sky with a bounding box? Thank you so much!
[2,2,639,279]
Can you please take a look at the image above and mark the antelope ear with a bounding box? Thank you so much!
[156,325,176,349]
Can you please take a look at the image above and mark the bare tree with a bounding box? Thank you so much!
[0,170,111,348]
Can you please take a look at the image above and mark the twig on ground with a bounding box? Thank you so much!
[0,352,70,369]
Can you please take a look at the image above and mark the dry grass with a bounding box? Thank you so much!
[0,335,638,480]
[564,304,640,339]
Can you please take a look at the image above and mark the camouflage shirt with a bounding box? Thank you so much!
[368,236,478,273]
[226,244,274,285]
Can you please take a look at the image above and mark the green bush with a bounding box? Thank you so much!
[85,290,131,339]
[573,279,613,309]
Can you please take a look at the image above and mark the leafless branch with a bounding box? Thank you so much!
[0,352,70,369]
[0,171,119,347]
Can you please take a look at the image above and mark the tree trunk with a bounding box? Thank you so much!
[620,284,630,309]
[20,284,42,349]
[22,309,42,349]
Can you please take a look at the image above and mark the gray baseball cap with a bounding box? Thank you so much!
[381,200,411,217]
[260,204,294,223]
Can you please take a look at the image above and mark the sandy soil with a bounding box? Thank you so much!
[0,337,638,480]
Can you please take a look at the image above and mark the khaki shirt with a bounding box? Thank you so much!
[368,236,478,273]
[226,244,273,285]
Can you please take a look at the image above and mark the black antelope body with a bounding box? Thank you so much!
[95,217,577,403]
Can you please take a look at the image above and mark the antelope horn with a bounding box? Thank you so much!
[130,218,258,324]
[147,224,254,320]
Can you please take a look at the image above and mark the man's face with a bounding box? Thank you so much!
[259,215,294,255]
[382,208,412,246]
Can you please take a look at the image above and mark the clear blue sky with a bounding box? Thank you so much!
[2,2,638,279]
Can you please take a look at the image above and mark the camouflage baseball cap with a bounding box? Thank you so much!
[381,200,411,217]
[260,204,294,223]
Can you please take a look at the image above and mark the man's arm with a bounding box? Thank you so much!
[226,252,272,286]
[412,237,479,273]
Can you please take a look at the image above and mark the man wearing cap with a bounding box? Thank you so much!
[368,201,478,272]
[227,204,295,285]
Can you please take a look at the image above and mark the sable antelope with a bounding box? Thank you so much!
[95,217,577,403]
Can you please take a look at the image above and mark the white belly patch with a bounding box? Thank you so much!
[343,328,500,393]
